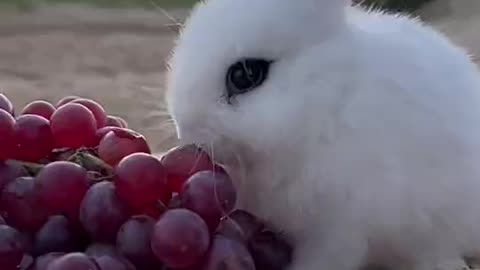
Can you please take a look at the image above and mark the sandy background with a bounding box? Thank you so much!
[0,6,188,153]
[0,0,479,153]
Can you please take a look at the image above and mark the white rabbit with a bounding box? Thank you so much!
[166,0,480,270]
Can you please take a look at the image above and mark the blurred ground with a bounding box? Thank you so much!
[419,0,480,62]
[0,0,479,154]
[0,5,189,153]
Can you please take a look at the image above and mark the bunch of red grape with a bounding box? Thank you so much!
[0,93,292,270]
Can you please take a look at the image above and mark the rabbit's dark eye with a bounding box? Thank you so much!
[225,58,272,101]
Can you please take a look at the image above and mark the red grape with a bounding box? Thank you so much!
[181,171,237,230]
[35,161,89,220]
[50,103,97,148]
[46,252,99,270]
[135,203,166,219]
[247,230,293,270]
[19,254,34,270]
[168,194,183,209]
[13,114,53,162]
[33,252,66,270]
[0,215,5,225]
[0,224,24,270]
[19,231,34,255]
[86,244,137,270]
[85,243,119,258]
[105,116,123,127]
[116,117,128,128]
[33,215,77,256]
[116,215,159,269]
[200,235,255,270]
[114,153,169,211]
[161,145,214,193]
[20,101,55,120]
[0,93,14,115]
[79,181,130,243]
[55,96,80,108]
[151,209,210,268]
[0,176,50,232]
[216,210,264,243]
[72,99,107,128]
[0,160,27,193]
[93,255,136,270]
[216,218,247,244]
[94,126,123,146]
[98,129,150,166]
[0,110,15,160]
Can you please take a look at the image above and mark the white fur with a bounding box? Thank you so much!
[166,0,480,270]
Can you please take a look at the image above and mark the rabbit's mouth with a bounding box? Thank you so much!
[196,141,239,168]
[193,137,253,174]
[175,126,256,179]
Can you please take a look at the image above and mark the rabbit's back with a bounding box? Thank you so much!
[299,7,480,263]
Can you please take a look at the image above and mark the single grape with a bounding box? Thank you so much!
[247,230,293,270]
[33,215,77,256]
[0,110,15,160]
[50,103,97,148]
[114,153,169,211]
[98,129,151,166]
[13,114,53,162]
[93,255,136,270]
[85,243,119,258]
[20,101,55,120]
[200,235,255,270]
[105,116,123,127]
[46,252,99,270]
[160,145,214,193]
[55,96,80,108]
[0,224,24,270]
[0,160,27,193]
[86,244,136,270]
[0,93,14,115]
[0,176,50,232]
[79,181,130,243]
[94,126,123,146]
[134,203,166,219]
[216,210,264,243]
[216,218,247,244]
[33,252,66,270]
[116,215,159,269]
[72,98,107,128]
[116,117,128,128]
[19,254,34,270]
[168,194,182,209]
[35,161,89,221]
[181,171,237,230]
[19,231,34,255]
[151,209,210,269]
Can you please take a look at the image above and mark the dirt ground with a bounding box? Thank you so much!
[420,0,480,62]
[0,5,187,153]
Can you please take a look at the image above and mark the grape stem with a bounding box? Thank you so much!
[4,149,113,177]
[4,159,45,175]
[68,151,113,175]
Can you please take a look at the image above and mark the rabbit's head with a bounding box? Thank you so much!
[166,0,354,168]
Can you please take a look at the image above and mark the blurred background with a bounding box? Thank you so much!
[0,0,478,153]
